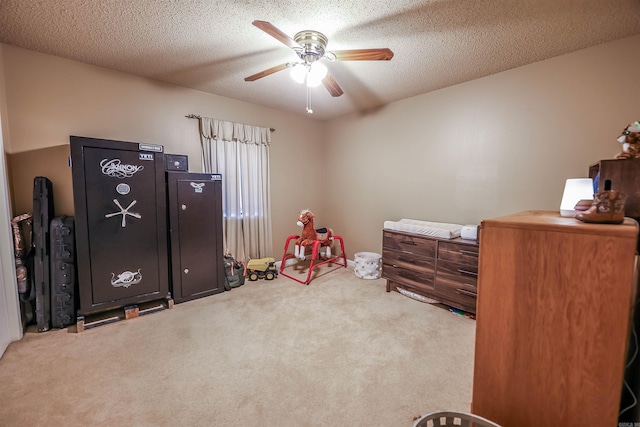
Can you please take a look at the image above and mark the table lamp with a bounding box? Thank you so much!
[560,178,594,217]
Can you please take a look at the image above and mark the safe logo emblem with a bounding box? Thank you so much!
[100,158,144,178]
[190,182,205,193]
[111,269,142,288]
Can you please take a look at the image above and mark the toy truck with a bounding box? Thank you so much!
[246,257,278,281]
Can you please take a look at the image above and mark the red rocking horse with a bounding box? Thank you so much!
[294,209,333,260]
[280,209,347,285]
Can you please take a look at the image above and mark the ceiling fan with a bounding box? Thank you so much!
[245,20,394,113]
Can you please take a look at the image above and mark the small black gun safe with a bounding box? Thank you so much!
[70,136,170,317]
[166,172,224,303]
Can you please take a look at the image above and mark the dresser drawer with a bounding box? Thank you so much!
[438,241,479,265]
[436,260,478,288]
[434,278,477,313]
[383,231,436,258]
[382,249,436,276]
[383,264,435,292]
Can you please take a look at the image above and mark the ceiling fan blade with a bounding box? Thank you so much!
[330,48,394,61]
[322,74,343,97]
[252,20,300,49]
[244,63,290,81]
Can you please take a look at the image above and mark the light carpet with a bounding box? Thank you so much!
[0,263,476,426]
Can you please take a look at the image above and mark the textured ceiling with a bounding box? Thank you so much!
[1,0,640,121]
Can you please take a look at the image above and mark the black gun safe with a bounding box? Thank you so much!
[166,172,224,303]
[70,136,170,317]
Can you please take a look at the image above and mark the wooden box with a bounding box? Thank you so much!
[589,158,640,217]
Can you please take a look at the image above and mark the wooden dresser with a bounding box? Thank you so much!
[382,229,479,313]
[472,210,638,427]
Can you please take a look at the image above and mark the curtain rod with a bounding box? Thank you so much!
[185,114,275,132]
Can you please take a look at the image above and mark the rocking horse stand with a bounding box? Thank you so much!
[279,234,347,285]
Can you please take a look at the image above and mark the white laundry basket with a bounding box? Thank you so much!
[354,252,382,279]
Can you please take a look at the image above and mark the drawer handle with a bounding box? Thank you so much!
[397,256,417,264]
[457,268,478,277]
[400,240,417,246]
[456,288,477,298]
[459,249,479,256]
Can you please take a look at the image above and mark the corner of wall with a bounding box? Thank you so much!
[0,43,24,348]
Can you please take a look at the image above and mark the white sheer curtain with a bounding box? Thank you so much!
[199,117,272,262]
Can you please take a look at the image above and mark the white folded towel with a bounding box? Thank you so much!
[383,218,463,239]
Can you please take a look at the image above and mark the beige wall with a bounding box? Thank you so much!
[323,34,640,255]
[2,34,640,261]
[0,43,326,257]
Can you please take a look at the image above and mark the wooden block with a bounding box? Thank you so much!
[124,305,139,320]
[76,316,85,333]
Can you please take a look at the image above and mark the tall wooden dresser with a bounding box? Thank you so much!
[472,210,638,427]
[589,157,640,423]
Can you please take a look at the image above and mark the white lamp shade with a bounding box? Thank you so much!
[560,178,594,217]
[290,62,327,87]
[290,64,307,84]
[306,62,327,87]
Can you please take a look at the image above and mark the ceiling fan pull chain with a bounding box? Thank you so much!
[306,84,313,114]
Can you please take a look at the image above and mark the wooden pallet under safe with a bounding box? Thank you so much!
[75,297,174,333]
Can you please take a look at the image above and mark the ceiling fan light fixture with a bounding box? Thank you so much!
[289,62,327,87]
[306,62,327,87]
[290,63,307,84]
